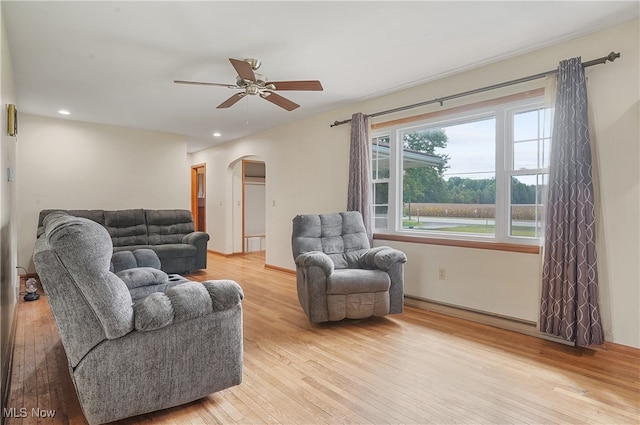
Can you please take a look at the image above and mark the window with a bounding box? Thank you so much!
[372,135,390,229]
[372,97,551,245]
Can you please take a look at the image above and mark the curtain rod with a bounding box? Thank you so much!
[330,51,620,128]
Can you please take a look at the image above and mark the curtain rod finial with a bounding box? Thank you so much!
[607,52,621,62]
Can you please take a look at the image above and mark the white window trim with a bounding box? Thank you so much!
[372,96,550,247]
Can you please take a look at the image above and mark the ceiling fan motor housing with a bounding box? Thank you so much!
[236,73,267,88]
[244,58,261,70]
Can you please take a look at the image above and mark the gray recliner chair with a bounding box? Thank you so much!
[291,211,407,323]
[33,212,244,424]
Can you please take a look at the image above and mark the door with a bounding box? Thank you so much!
[191,164,206,231]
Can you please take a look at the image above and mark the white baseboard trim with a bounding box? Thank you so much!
[404,296,574,346]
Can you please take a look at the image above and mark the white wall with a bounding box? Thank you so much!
[16,114,190,271]
[190,120,349,258]
[0,4,19,406]
[244,182,266,236]
[191,20,639,348]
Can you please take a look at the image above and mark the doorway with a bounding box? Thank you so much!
[191,164,206,232]
[242,160,266,253]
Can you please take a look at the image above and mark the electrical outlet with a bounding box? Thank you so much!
[438,268,446,280]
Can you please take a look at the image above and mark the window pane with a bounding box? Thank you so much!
[514,110,539,141]
[513,108,552,170]
[372,182,389,230]
[514,140,539,170]
[374,205,388,230]
[401,117,496,236]
[374,182,388,204]
[510,174,547,238]
[372,136,390,179]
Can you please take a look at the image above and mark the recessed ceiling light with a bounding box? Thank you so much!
[212,132,222,137]
[58,110,70,115]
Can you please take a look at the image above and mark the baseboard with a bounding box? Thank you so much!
[2,303,19,425]
[404,296,574,346]
[207,249,255,257]
[207,249,235,257]
[264,264,296,275]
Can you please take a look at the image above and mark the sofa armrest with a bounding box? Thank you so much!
[182,231,210,246]
[361,246,407,270]
[295,251,334,275]
[133,280,243,332]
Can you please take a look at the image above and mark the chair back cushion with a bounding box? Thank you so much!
[292,211,370,269]
[36,213,134,342]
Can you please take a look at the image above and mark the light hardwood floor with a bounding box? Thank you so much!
[6,252,640,425]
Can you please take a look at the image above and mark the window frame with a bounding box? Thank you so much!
[371,95,551,248]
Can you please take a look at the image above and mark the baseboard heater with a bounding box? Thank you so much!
[404,296,573,346]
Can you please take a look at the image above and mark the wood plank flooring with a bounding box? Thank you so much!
[6,252,640,424]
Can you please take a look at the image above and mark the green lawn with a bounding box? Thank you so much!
[403,220,538,237]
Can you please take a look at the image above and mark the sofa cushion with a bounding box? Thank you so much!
[327,269,390,295]
[104,209,148,247]
[117,267,169,290]
[128,274,190,303]
[153,243,197,259]
[146,209,195,245]
[111,248,162,273]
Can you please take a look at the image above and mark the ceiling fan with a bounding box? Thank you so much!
[174,58,323,111]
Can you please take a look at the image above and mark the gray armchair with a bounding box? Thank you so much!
[33,212,244,424]
[291,211,407,323]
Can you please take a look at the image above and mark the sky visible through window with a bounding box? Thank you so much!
[436,109,551,186]
[437,118,496,179]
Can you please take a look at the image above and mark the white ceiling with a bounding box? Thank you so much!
[3,1,638,152]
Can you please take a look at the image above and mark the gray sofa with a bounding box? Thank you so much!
[34,212,244,424]
[37,208,209,274]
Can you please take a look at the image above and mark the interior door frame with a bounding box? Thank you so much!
[242,159,265,253]
[190,163,206,231]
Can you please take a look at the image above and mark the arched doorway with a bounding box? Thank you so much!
[229,155,267,257]
[242,160,266,253]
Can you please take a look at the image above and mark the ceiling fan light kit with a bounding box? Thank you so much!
[175,58,323,111]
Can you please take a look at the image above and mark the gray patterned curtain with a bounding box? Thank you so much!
[347,112,373,243]
[540,57,603,347]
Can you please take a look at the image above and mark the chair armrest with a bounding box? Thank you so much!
[182,231,210,245]
[362,246,407,270]
[133,280,243,332]
[295,251,334,275]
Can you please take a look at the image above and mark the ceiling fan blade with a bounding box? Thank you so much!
[268,80,323,91]
[217,92,246,109]
[229,58,256,82]
[260,91,300,111]
[174,80,236,88]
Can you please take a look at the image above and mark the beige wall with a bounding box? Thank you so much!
[191,20,639,348]
[0,5,18,408]
[16,114,191,271]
